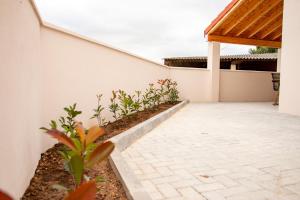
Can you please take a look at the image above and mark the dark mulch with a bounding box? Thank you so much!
[22,102,178,200]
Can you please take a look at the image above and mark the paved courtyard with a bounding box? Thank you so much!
[122,103,300,200]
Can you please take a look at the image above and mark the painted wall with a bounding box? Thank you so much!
[220,70,275,102]
[279,0,300,116]
[169,67,211,102]
[0,0,170,198]
[40,25,169,148]
[0,0,42,198]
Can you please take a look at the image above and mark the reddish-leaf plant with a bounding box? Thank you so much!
[0,190,13,200]
[65,181,96,200]
[43,123,115,187]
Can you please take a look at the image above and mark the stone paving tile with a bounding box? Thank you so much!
[194,183,226,193]
[177,187,206,200]
[122,103,300,199]
[286,183,300,195]
[213,175,239,187]
[149,192,164,200]
[201,191,226,200]
[156,183,181,198]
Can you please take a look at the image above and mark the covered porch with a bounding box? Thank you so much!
[204,0,283,103]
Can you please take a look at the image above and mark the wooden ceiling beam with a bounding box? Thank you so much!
[270,27,282,40]
[249,7,283,38]
[222,0,264,35]
[206,0,246,35]
[208,35,281,48]
[259,18,282,39]
[236,0,282,37]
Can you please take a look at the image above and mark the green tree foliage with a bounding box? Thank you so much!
[249,46,277,54]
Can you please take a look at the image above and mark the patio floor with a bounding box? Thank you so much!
[122,103,300,200]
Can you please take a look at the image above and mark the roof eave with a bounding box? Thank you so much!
[204,0,241,36]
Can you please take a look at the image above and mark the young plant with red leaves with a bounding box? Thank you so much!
[0,190,13,200]
[64,180,96,200]
[42,123,114,187]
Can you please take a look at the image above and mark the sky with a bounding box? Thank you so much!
[35,0,253,63]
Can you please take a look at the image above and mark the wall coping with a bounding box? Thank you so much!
[108,101,189,200]
[29,0,170,70]
[220,69,275,73]
[169,66,211,71]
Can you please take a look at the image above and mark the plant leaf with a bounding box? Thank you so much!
[64,161,71,173]
[85,126,105,145]
[69,155,84,185]
[95,175,105,183]
[75,123,86,144]
[64,181,96,200]
[86,141,114,168]
[40,127,49,131]
[58,150,69,160]
[0,190,13,200]
[71,138,82,152]
[85,143,97,161]
[52,184,68,192]
[46,129,78,152]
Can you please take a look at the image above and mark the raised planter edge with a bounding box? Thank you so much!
[108,100,189,200]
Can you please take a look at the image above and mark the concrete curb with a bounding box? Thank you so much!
[108,100,189,200]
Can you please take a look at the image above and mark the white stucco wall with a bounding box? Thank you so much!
[169,67,211,102]
[279,0,300,116]
[40,25,169,148]
[0,0,42,198]
[0,0,170,198]
[220,70,275,102]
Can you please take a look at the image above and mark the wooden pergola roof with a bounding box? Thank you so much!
[204,0,283,48]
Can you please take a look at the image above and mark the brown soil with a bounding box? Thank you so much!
[22,102,178,200]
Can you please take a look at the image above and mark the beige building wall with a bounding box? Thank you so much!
[0,0,170,198]
[40,25,170,148]
[169,67,211,102]
[220,70,275,102]
[0,0,43,198]
[279,0,300,116]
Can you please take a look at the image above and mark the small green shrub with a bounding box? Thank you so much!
[142,83,162,110]
[132,90,142,112]
[168,81,179,103]
[40,103,82,138]
[118,90,136,118]
[164,79,179,103]
[157,79,168,103]
[109,90,120,121]
[142,86,152,110]
[107,78,179,120]
[91,94,107,127]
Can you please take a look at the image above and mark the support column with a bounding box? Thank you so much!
[230,63,237,70]
[277,48,281,72]
[207,42,220,102]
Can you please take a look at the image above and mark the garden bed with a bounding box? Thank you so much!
[22,102,179,200]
